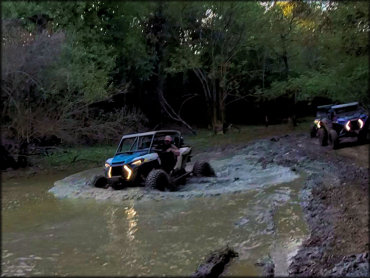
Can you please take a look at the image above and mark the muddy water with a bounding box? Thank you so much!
[2,154,308,276]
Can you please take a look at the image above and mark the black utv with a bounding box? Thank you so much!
[317,102,369,149]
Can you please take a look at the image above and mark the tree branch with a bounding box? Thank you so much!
[193,68,212,101]
[225,94,250,106]
[178,94,199,117]
[158,89,196,134]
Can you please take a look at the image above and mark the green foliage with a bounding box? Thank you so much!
[42,145,116,168]
[261,1,368,107]
[44,35,116,104]
[1,0,368,144]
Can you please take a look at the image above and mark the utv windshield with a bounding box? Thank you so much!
[334,105,359,115]
[116,135,153,154]
[316,109,329,117]
[316,105,332,117]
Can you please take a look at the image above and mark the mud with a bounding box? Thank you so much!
[244,134,369,277]
[193,246,238,278]
[48,133,369,276]
[255,255,275,278]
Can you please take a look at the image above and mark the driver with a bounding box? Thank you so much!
[158,135,180,173]
[162,135,180,156]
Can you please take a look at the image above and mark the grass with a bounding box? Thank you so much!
[40,145,117,169]
[186,118,312,153]
[38,119,312,170]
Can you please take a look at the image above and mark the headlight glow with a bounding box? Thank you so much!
[123,165,132,180]
[317,121,321,129]
[358,119,364,129]
[108,166,112,178]
[132,159,143,166]
[345,121,351,131]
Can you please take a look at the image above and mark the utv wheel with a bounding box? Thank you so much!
[93,175,108,188]
[173,168,187,185]
[111,181,126,190]
[318,128,328,146]
[329,129,339,150]
[145,169,170,191]
[310,126,317,138]
[193,161,215,177]
[358,126,368,144]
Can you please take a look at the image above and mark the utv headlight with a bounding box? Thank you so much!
[104,164,112,178]
[123,165,132,180]
[105,163,112,178]
[345,121,351,131]
[358,119,364,129]
[131,159,143,166]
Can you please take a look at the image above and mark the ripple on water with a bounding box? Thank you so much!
[49,153,299,202]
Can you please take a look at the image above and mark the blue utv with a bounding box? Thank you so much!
[93,130,215,191]
[318,102,369,149]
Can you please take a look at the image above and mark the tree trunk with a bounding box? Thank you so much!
[193,68,226,134]
[212,102,223,135]
[211,93,226,135]
[292,91,297,127]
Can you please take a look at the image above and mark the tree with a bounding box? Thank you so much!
[263,1,369,111]
[1,18,65,142]
[1,1,152,143]
[166,2,265,133]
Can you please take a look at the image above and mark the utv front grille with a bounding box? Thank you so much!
[350,120,360,130]
[111,166,122,176]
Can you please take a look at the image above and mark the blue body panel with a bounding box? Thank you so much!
[336,113,367,125]
[337,113,367,123]
[111,151,148,165]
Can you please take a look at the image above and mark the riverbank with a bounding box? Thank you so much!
[250,134,369,277]
[2,121,369,276]
[1,121,311,181]
[46,131,368,276]
[193,132,369,276]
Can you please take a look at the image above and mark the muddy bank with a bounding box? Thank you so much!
[245,134,369,277]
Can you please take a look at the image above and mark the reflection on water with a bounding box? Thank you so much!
[125,206,138,241]
[2,172,308,276]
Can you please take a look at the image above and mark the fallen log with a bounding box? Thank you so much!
[193,246,238,278]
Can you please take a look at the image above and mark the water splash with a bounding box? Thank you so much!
[49,152,299,202]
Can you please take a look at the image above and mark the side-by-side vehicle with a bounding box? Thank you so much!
[93,130,215,191]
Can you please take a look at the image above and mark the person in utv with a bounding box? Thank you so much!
[163,135,180,155]
[159,135,180,172]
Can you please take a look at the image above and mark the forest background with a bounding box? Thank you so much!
[2,1,368,148]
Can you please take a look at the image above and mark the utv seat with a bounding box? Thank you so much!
[173,147,191,170]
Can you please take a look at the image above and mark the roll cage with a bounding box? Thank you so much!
[316,104,333,118]
[115,130,183,155]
